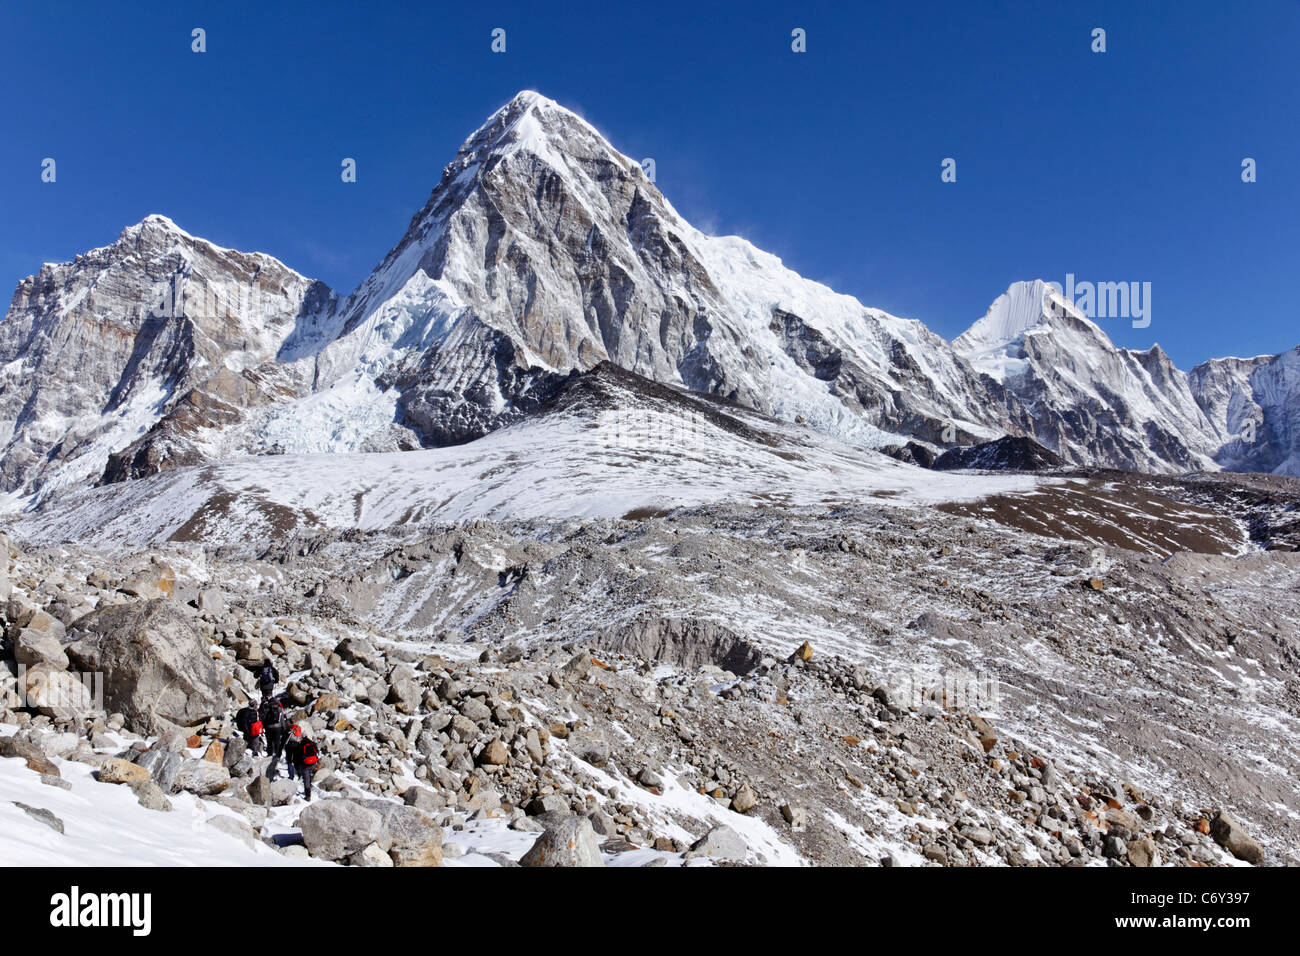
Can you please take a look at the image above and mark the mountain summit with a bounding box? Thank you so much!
[1,92,1298,506]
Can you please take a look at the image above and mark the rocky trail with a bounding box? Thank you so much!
[3,475,1295,866]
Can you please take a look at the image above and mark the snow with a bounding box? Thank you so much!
[0,729,319,867]
[12,382,1045,548]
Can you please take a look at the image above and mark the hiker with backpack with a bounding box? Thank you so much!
[234,700,264,755]
[284,724,320,801]
[257,661,279,698]
[260,694,288,778]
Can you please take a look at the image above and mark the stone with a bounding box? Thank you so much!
[1127,837,1158,867]
[731,784,757,814]
[202,740,225,764]
[119,561,176,600]
[558,649,593,684]
[969,716,998,754]
[528,793,570,816]
[13,624,68,669]
[17,663,97,722]
[524,728,545,765]
[479,738,509,766]
[299,799,385,862]
[64,599,224,735]
[780,804,808,829]
[387,678,422,715]
[96,757,151,785]
[567,728,609,768]
[459,697,493,723]
[335,637,379,668]
[195,588,226,616]
[13,801,64,834]
[687,825,748,863]
[134,749,182,792]
[519,815,604,867]
[1210,810,1263,865]
[0,734,59,776]
[401,786,444,813]
[206,814,259,845]
[349,842,395,867]
[174,760,231,796]
[128,780,173,812]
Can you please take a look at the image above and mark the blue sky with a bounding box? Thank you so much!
[1,0,1296,368]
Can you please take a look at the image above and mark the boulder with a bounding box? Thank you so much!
[1127,837,1158,867]
[65,599,224,735]
[731,784,757,814]
[14,802,64,834]
[13,624,67,669]
[174,759,230,796]
[248,774,298,807]
[362,801,443,867]
[518,815,604,867]
[18,663,97,722]
[386,678,421,715]
[527,793,570,816]
[1210,810,1263,865]
[0,735,59,776]
[335,637,379,668]
[401,786,445,813]
[349,843,395,867]
[195,589,226,617]
[206,814,259,846]
[134,749,182,792]
[479,738,509,766]
[567,728,609,768]
[299,799,385,862]
[118,561,175,600]
[96,757,151,785]
[127,780,173,812]
[686,825,747,863]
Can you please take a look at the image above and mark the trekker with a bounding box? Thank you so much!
[260,694,288,778]
[257,661,279,698]
[284,724,319,801]
[234,700,264,755]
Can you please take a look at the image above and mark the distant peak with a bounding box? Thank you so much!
[119,214,190,242]
[506,89,557,110]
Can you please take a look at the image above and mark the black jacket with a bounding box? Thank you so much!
[235,705,259,735]
[285,736,319,769]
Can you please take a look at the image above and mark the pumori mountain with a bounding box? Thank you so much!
[1,91,1297,508]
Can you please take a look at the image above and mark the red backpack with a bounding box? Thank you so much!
[301,740,318,765]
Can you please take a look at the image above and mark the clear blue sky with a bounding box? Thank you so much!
[1,1,1296,368]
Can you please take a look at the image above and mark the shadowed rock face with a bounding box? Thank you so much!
[933,435,1064,472]
[599,616,765,676]
[0,216,335,500]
